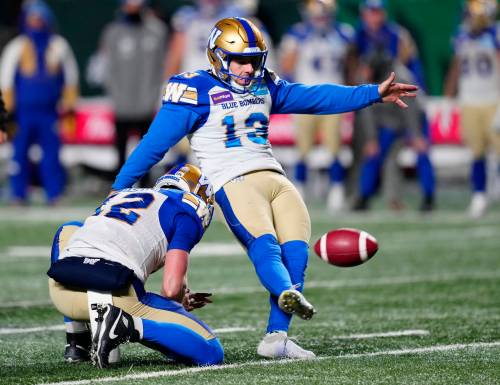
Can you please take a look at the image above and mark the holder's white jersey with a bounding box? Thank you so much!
[280,22,354,85]
[59,189,204,282]
[454,23,500,105]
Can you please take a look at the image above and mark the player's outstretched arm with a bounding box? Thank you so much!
[377,72,418,109]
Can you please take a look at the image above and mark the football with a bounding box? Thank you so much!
[314,228,378,267]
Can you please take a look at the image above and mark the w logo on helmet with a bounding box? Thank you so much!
[208,27,222,49]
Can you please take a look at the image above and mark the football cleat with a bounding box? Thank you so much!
[278,289,316,320]
[257,331,316,359]
[90,304,138,369]
[64,331,91,363]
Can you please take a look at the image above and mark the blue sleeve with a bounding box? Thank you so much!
[266,71,381,115]
[168,213,203,252]
[111,104,199,190]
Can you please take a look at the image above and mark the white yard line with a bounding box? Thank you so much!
[333,329,430,339]
[5,221,500,260]
[0,325,428,339]
[0,324,65,334]
[2,243,244,259]
[2,206,500,225]
[308,209,500,225]
[1,270,499,309]
[36,341,500,385]
[0,325,254,336]
[0,207,93,223]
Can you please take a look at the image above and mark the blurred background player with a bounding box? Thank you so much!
[352,0,435,211]
[110,17,417,359]
[279,0,356,212]
[0,0,78,205]
[87,0,167,186]
[0,90,7,144]
[444,0,500,218]
[48,164,222,368]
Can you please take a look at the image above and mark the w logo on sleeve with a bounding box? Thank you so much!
[163,82,198,105]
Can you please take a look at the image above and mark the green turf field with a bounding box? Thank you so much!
[0,196,499,385]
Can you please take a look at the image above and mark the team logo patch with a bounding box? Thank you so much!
[163,82,198,105]
[211,91,234,104]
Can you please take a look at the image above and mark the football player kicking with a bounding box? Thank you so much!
[47,164,223,368]
[111,17,417,359]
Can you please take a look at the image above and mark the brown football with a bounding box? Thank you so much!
[314,228,378,267]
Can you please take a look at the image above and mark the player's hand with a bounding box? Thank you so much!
[182,289,213,312]
[378,72,418,109]
[363,139,379,157]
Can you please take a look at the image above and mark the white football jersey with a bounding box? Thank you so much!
[163,71,284,191]
[280,22,354,85]
[454,23,500,104]
[60,189,204,282]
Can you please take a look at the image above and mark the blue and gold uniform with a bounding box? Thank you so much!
[354,0,435,210]
[112,17,384,358]
[48,175,222,366]
[0,1,78,203]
